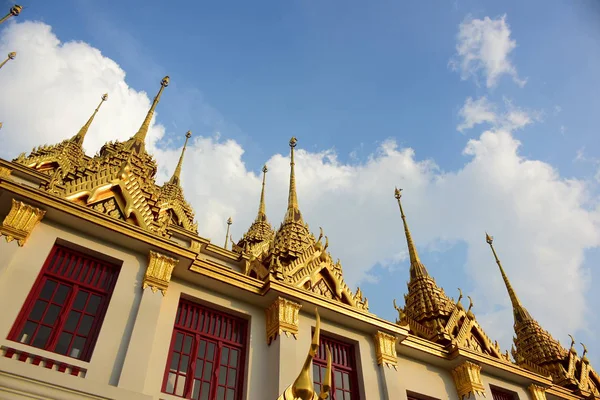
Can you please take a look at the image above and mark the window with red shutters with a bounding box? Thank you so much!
[8,244,120,362]
[162,299,247,400]
[313,336,359,400]
[491,386,517,400]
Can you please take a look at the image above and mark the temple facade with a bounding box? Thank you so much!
[0,40,599,400]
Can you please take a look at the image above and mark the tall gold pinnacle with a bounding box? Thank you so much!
[394,188,428,279]
[72,94,108,146]
[284,137,303,223]
[224,217,233,249]
[128,76,169,152]
[485,233,532,323]
[257,164,268,220]
[0,52,16,70]
[169,131,191,185]
[0,5,22,25]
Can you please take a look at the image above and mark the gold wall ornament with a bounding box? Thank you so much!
[1,199,46,246]
[142,250,178,295]
[0,166,12,180]
[451,361,486,400]
[0,51,16,70]
[374,331,398,369]
[528,384,548,400]
[265,297,302,345]
[0,5,21,25]
[277,308,332,400]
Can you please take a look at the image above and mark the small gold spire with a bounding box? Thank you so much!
[0,52,16,70]
[0,122,3,130]
[485,233,532,323]
[284,137,303,223]
[128,76,169,152]
[72,93,108,146]
[224,217,233,249]
[169,130,191,185]
[257,164,268,220]
[0,5,22,25]
[394,188,428,279]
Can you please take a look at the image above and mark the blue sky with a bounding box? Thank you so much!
[2,0,600,369]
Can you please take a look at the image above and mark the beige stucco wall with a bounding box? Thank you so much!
[482,371,532,399]
[396,354,460,400]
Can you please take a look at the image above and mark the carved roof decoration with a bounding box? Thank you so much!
[235,138,368,311]
[486,234,600,397]
[14,93,108,178]
[12,76,199,239]
[393,189,509,363]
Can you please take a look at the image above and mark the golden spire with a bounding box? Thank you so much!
[225,217,233,249]
[257,164,268,220]
[277,308,332,400]
[72,94,108,146]
[169,131,191,185]
[0,5,22,25]
[284,137,303,223]
[0,52,16,70]
[485,233,532,323]
[394,188,428,279]
[127,76,169,152]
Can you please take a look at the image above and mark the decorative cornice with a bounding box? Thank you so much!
[142,250,178,295]
[265,297,302,345]
[1,199,46,246]
[0,166,12,180]
[374,331,398,369]
[451,361,487,400]
[528,384,548,400]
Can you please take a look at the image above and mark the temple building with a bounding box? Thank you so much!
[0,61,599,400]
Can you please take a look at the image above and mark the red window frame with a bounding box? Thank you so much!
[313,335,359,400]
[162,299,248,400]
[490,386,517,400]
[8,244,120,362]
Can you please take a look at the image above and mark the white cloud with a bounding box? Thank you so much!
[457,96,536,132]
[1,21,600,361]
[457,96,497,132]
[451,15,527,88]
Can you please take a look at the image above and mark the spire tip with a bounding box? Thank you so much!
[289,137,297,148]
[486,232,493,244]
[185,130,192,139]
[262,164,268,173]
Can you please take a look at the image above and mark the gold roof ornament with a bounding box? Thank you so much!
[0,5,22,25]
[394,188,429,279]
[0,52,16,70]
[72,93,108,146]
[484,233,600,391]
[168,130,191,186]
[277,308,332,400]
[224,217,233,249]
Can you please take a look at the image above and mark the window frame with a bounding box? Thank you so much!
[490,385,519,400]
[313,334,360,400]
[7,244,120,362]
[161,299,248,400]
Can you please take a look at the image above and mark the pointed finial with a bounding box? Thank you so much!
[394,187,428,279]
[257,164,268,220]
[72,93,108,145]
[0,122,3,130]
[0,5,22,25]
[0,52,16,70]
[169,131,192,185]
[224,216,233,249]
[581,343,588,360]
[129,76,170,152]
[282,136,303,224]
[485,232,532,323]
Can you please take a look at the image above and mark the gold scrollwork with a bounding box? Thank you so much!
[1,199,46,246]
[265,297,302,345]
[451,361,486,400]
[142,250,178,295]
[528,384,547,400]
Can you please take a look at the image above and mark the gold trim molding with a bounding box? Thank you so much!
[0,166,12,180]
[374,331,398,369]
[265,297,302,345]
[1,199,46,246]
[452,361,486,400]
[142,250,178,295]
[528,384,547,400]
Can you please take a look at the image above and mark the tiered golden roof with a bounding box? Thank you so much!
[486,234,600,396]
[14,76,198,238]
[234,138,368,311]
[393,189,509,361]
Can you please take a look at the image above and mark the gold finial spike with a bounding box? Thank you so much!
[129,76,169,151]
[394,187,428,279]
[224,217,233,249]
[283,137,303,223]
[485,233,532,323]
[0,122,3,130]
[72,93,108,145]
[0,5,22,25]
[169,130,192,185]
[256,164,268,220]
[0,52,16,70]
